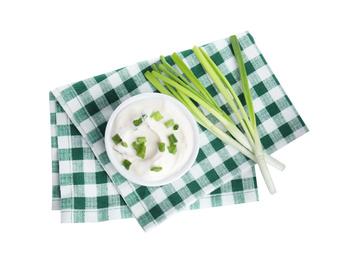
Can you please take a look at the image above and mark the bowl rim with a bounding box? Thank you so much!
[105,93,200,186]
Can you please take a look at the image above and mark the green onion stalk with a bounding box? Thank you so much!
[144,35,284,194]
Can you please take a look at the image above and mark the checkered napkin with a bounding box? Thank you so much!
[50,31,308,231]
[50,96,257,221]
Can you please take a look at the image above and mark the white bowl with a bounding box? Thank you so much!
[105,93,200,186]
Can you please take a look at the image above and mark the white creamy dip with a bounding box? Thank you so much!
[110,98,194,182]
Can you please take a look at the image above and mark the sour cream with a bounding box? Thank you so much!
[110,98,195,182]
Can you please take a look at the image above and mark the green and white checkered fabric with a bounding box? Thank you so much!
[50,93,258,222]
[50,31,308,231]
[50,94,133,221]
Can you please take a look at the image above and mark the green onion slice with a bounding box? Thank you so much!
[173,124,179,130]
[133,118,143,126]
[133,141,146,159]
[137,137,147,143]
[121,141,128,147]
[168,134,178,144]
[151,167,162,172]
[112,133,122,145]
[167,144,177,155]
[150,111,164,121]
[165,119,175,128]
[122,159,132,170]
[132,141,138,150]
[136,144,146,159]
[158,142,165,152]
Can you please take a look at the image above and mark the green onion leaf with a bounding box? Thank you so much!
[150,111,164,121]
[121,141,128,147]
[122,159,132,170]
[144,71,175,98]
[133,118,143,126]
[112,133,122,145]
[170,53,221,109]
[145,67,259,164]
[151,167,162,172]
[196,46,255,141]
[168,134,178,144]
[137,137,147,143]
[173,124,179,130]
[151,70,249,148]
[230,35,256,129]
[165,119,175,128]
[158,142,165,152]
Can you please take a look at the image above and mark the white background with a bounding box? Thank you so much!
[1,0,350,259]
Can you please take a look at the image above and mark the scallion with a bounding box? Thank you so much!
[158,142,165,152]
[136,143,146,159]
[167,144,177,155]
[137,137,147,143]
[168,134,178,144]
[121,141,128,147]
[112,133,122,145]
[133,141,146,159]
[151,167,162,172]
[173,124,179,130]
[144,35,285,194]
[133,118,143,126]
[122,159,132,170]
[132,141,139,150]
[165,119,175,128]
[150,111,164,121]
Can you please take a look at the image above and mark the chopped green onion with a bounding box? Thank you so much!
[132,141,146,159]
[133,118,143,126]
[167,144,177,155]
[112,133,122,145]
[158,142,165,152]
[132,141,138,150]
[137,137,147,143]
[150,111,164,121]
[164,119,175,128]
[173,124,179,130]
[168,134,178,144]
[142,114,148,120]
[136,143,146,159]
[151,167,162,172]
[122,159,132,170]
[121,141,128,147]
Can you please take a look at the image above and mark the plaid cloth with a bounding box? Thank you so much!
[50,94,258,222]
[50,94,258,221]
[50,31,308,231]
